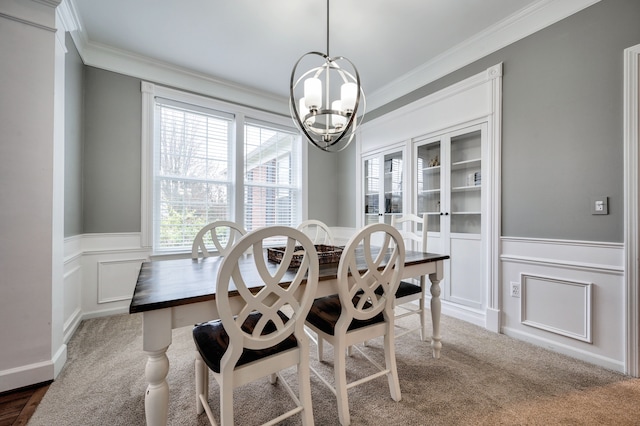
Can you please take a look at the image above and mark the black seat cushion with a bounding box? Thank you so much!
[374,280,421,298]
[306,294,384,336]
[193,310,297,373]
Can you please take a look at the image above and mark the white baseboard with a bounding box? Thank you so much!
[63,307,82,344]
[440,302,487,328]
[502,326,625,373]
[82,306,132,320]
[0,360,55,393]
[52,343,67,379]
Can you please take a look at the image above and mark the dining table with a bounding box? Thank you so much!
[129,249,449,426]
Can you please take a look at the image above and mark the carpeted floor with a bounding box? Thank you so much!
[28,312,640,425]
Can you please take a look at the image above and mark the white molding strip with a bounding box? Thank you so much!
[368,0,601,110]
[80,232,143,253]
[624,43,640,377]
[58,0,599,114]
[503,326,624,373]
[0,360,55,393]
[501,255,623,275]
[59,0,289,116]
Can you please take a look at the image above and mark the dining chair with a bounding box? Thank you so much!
[305,223,405,426]
[192,226,319,425]
[191,220,247,259]
[297,219,335,245]
[387,213,429,341]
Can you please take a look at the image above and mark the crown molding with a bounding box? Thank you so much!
[367,0,601,111]
[62,0,288,115]
[61,0,600,115]
[33,0,62,8]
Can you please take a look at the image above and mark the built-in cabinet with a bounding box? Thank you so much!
[363,146,406,226]
[414,124,486,310]
[357,64,502,329]
[360,125,486,314]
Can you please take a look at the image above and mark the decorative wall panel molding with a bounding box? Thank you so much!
[520,274,592,343]
[500,236,625,373]
[97,258,146,304]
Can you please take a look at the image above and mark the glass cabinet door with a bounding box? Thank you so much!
[363,157,380,226]
[382,152,403,225]
[416,141,442,233]
[449,130,481,234]
[363,148,404,226]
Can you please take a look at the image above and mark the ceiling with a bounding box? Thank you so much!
[63,0,597,111]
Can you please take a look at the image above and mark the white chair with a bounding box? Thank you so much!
[192,226,319,425]
[297,219,335,245]
[191,220,246,259]
[389,213,429,341]
[305,223,405,426]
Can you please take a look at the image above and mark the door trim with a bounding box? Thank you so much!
[624,43,640,377]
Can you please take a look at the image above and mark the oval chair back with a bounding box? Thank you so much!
[191,220,246,259]
[297,219,335,245]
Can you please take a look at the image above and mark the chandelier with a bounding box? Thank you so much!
[289,0,365,153]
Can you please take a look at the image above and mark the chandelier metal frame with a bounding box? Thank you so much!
[289,0,365,152]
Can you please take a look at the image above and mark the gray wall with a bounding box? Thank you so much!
[354,0,640,242]
[83,68,141,233]
[307,148,340,225]
[77,68,340,232]
[64,33,84,237]
[70,0,638,242]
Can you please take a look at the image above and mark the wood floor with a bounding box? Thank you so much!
[0,382,50,426]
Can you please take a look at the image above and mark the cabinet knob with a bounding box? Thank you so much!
[440,212,443,216]
[445,212,449,216]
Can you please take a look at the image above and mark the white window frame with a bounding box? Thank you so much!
[141,81,308,253]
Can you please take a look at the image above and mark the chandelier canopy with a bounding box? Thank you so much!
[289,0,365,153]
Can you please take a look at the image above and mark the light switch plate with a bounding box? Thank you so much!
[591,196,608,215]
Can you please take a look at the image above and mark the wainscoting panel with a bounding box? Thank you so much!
[63,235,83,343]
[63,265,82,342]
[72,233,150,319]
[501,237,625,372]
[520,274,592,343]
[97,259,146,304]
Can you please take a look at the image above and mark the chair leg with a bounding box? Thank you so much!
[195,352,208,415]
[420,277,428,341]
[383,330,401,402]
[219,375,234,426]
[317,335,324,362]
[334,341,351,426]
[269,373,278,384]
[298,350,314,426]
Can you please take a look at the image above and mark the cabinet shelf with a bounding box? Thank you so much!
[451,185,481,192]
[452,211,481,215]
[418,189,441,194]
[420,165,441,172]
[451,158,481,170]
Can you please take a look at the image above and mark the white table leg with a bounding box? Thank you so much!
[142,309,173,426]
[145,348,170,426]
[429,260,444,358]
[429,276,442,358]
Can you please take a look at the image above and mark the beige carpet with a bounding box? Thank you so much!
[28,312,640,425]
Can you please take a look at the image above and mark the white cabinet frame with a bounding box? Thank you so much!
[356,64,502,331]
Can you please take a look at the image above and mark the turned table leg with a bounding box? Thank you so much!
[429,260,444,359]
[142,309,173,426]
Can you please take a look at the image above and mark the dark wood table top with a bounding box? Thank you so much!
[129,250,449,314]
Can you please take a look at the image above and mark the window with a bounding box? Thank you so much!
[142,83,305,252]
[244,120,300,232]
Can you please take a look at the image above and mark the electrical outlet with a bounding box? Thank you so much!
[510,282,521,298]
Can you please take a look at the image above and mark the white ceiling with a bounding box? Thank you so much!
[62,0,598,111]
